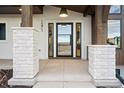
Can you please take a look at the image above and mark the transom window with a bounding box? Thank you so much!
[109,5,121,14]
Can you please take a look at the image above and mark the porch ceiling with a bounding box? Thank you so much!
[0,5,44,14]
[53,5,95,16]
[0,5,95,16]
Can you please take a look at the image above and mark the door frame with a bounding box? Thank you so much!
[56,23,73,57]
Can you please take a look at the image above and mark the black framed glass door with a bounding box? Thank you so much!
[56,23,73,57]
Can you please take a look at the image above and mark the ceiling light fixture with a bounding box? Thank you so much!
[59,8,68,17]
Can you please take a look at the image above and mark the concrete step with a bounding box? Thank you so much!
[36,73,92,82]
[33,81,96,88]
[94,79,122,88]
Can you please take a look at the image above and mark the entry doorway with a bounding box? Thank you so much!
[48,22,82,58]
[56,23,73,57]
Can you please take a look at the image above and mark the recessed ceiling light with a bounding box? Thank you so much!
[19,8,22,11]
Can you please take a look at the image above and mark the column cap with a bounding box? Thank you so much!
[11,27,39,32]
[88,45,117,48]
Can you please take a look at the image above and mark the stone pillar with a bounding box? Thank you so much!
[8,27,39,86]
[88,45,121,87]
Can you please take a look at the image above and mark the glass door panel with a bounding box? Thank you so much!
[57,23,73,57]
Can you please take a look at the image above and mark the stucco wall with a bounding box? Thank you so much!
[0,5,91,60]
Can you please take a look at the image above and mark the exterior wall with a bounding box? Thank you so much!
[0,15,42,59]
[0,16,21,59]
[83,16,92,59]
[0,6,91,60]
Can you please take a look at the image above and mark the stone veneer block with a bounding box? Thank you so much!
[88,45,116,80]
[8,78,37,86]
[12,27,39,78]
[88,45,122,87]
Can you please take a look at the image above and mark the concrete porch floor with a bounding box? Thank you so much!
[34,59,95,88]
[0,59,96,88]
[1,59,124,88]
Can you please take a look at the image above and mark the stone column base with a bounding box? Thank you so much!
[94,79,122,87]
[8,77,37,87]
